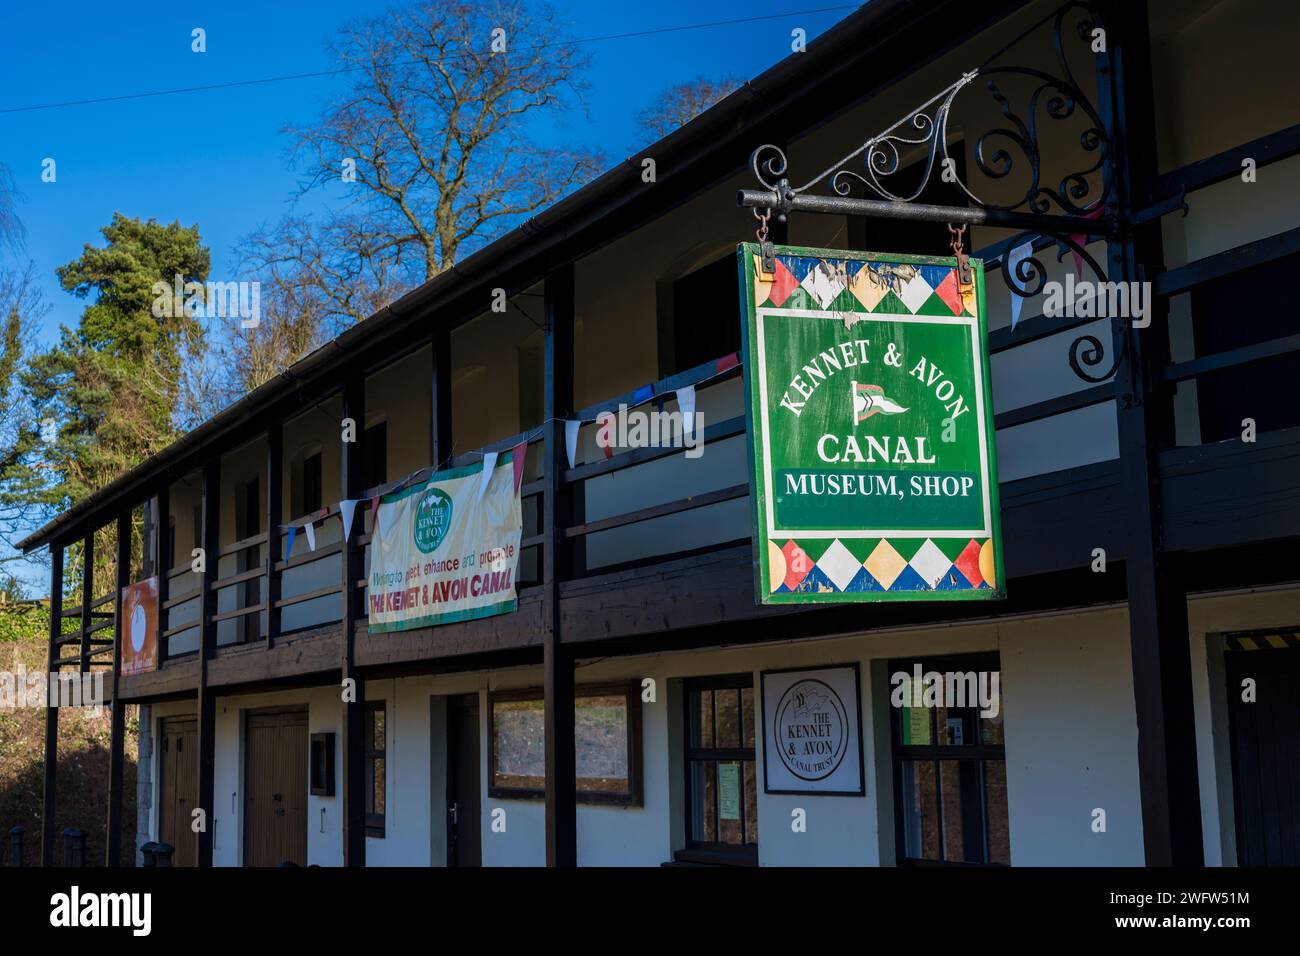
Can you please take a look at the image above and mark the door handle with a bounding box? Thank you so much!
[449,803,458,825]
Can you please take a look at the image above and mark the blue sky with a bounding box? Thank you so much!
[0,1,855,589]
[1,0,855,339]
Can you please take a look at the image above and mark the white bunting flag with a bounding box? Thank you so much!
[565,419,581,469]
[1007,239,1035,331]
[478,451,498,503]
[304,520,316,552]
[677,384,697,436]
[340,499,358,542]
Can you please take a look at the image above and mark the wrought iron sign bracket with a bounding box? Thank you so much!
[738,1,1133,384]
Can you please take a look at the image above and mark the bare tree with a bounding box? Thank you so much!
[635,74,744,141]
[0,163,24,252]
[285,0,603,284]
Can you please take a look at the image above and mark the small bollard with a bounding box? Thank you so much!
[140,841,159,867]
[62,827,86,868]
[153,842,175,867]
[8,826,25,867]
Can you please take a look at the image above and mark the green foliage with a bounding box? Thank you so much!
[0,602,47,643]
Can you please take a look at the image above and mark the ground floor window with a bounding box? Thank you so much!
[365,700,386,837]
[681,674,758,864]
[487,683,643,805]
[889,652,1009,865]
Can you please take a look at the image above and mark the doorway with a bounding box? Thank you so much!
[446,694,482,867]
[1226,638,1300,865]
[158,716,198,866]
[243,709,308,866]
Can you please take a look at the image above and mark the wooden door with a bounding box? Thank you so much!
[159,717,198,866]
[446,695,481,867]
[244,710,308,866]
[1227,646,1300,865]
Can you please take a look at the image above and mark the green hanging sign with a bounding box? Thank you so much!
[738,243,1005,604]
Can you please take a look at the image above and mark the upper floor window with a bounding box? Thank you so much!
[659,254,741,377]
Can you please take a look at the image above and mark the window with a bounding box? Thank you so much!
[889,653,1009,866]
[488,683,642,805]
[363,421,388,492]
[681,674,757,864]
[659,255,742,376]
[302,452,323,515]
[365,701,385,837]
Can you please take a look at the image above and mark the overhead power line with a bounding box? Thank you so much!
[0,5,859,116]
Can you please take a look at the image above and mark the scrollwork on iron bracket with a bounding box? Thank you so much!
[747,1,1125,385]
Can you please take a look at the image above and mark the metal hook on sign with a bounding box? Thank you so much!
[755,207,776,278]
[949,223,974,291]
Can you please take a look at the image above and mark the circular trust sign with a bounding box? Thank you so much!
[414,486,453,554]
[774,678,849,781]
[130,601,147,653]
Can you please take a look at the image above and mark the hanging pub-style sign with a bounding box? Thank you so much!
[738,243,1005,604]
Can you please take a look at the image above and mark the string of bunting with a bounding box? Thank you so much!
[277,350,742,562]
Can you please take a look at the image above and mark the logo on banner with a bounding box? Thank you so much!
[774,678,850,781]
[414,487,454,553]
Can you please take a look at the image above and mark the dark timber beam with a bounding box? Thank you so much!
[106,510,131,865]
[156,485,170,668]
[79,533,93,673]
[266,424,283,643]
[542,264,577,866]
[41,543,63,866]
[196,457,220,866]
[1099,0,1203,865]
[341,379,367,867]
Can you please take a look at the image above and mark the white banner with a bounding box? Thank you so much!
[368,454,521,632]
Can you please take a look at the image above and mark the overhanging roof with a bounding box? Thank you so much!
[19,0,1024,553]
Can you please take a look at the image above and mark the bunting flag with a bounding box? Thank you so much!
[511,440,529,495]
[677,384,697,436]
[565,419,581,469]
[1067,208,1104,277]
[1006,239,1036,331]
[304,520,317,552]
[370,495,381,537]
[478,451,498,503]
[340,499,358,542]
[716,352,741,374]
[284,526,296,561]
[631,383,654,406]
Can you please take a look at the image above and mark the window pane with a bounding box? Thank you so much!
[981,681,1005,745]
[692,690,714,748]
[372,757,385,815]
[937,706,972,746]
[939,760,966,862]
[741,687,755,748]
[371,707,385,750]
[716,689,740,748]
[743,759,758,845]
[494,698,545,788]
[689,760,717,843]
[985,760,1010,864]
[900,703,932,746]
[901,759,939,861]
[576,694,629,795]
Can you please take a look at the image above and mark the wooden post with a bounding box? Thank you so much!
[266,423,283,644]
[79,533,93,674]
[432,327,452,467]
[341,379,367,867]
[196,457,220,866]
[106,510,131,865]
[41,543,63,866]
[542,264,577,866]
[156,484,170,667]
[1098,0,1202,865]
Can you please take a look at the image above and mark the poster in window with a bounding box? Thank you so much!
[761,664,864,795]
[119,576,159,676]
